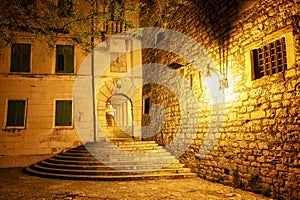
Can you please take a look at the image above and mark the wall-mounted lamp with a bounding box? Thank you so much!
[205,64,228,89]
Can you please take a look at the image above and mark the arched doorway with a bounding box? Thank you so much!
[105,93,133,138]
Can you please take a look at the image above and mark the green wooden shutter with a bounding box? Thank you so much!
[55,100,72,126]
[64,46,74,73]
[7,100,26,126]
[56,45,63,72]
[64,101,72,126]
[56,45,74,73]
[55,101,62,126]
[11,44,21,72]
[22,44,31,72]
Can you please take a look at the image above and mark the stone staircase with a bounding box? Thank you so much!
[104,126,134,141]
[24,140,197,181]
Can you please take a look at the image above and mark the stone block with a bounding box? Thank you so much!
[256,156,265,163]
[251,110,266,119]
[276,164,288,172]
[258,142,268,150]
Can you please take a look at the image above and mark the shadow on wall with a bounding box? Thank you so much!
[194,0,257,44]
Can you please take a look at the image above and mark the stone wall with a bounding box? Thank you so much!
[141,0,300,199]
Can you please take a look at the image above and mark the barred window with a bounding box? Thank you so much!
[251,37,287,80]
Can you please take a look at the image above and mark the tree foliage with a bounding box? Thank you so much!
[0,0,139,51]
[140,0,192,28]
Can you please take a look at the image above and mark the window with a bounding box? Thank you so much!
[55,100,72,127]
[10,44,31,72]
[6,100,27,127]
[56,45,74,73]
[155,32,164,45]
[143,97,150,114]
[58,0,73,17]
[251,37,287,80]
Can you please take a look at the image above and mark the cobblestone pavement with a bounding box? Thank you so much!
[0,168,272,200]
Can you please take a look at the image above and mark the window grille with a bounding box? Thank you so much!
[251,37,287,80]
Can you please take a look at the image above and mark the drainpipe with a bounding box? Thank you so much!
[91,0,97,142]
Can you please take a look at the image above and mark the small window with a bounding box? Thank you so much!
[6,100,27,127]
[55,100,72,127]
[58,0,73,18]
[56,45,74,73]
[143,97,150,114]
[10,44,31,72]
[155,32,164,45]
[251,37,287,80]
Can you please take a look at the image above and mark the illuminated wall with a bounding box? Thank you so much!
[141,0,300,199]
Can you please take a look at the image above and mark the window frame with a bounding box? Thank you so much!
[4,99,28,129]
[10,43,31,73]
[251,37,287,80]
[155,31,165,45]
[245,26,296,83]
[55,44,75,74]
[54,99,73,128]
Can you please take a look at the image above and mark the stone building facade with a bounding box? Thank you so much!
[141,0,300,199]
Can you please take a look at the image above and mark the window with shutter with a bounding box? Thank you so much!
[10,44,31,72]
[55,100,72,127]
[6,100,27,127]
[56,45,74,73]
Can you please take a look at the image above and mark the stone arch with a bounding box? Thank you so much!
[96,79,138,139]
[96,80,117,129]
[107,93,133,136]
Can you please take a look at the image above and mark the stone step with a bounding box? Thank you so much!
[46,156,180,165]
[31,164,192,175]
[61,150,171,157]
[52,154,178,164]
[73,146,164,152]
[25,167,197,181]
[39,160,186,170]
[85,141,157,146]
[24,140,197,181]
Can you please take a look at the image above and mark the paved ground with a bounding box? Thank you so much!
[0,168,272,200]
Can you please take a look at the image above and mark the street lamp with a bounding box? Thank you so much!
[205,64,228,89]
